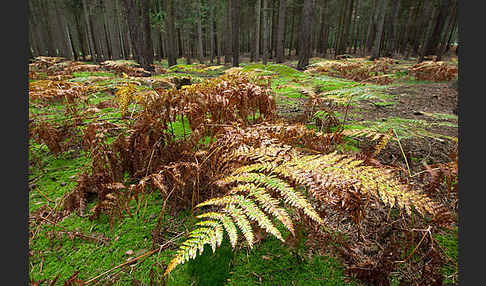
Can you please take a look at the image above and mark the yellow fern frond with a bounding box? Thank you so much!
[223,173,323,225]
[115,83,137,116]
[231,183,294,235]
[196,212,238,248]
[373,128,394,157]
[224,205,255,248]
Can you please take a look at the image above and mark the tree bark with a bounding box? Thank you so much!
[276,0,287,63]
[436,1,457,61]
[370,0,388,60]
[297,0,314,70]
[232,0,240,66]
[81,0,97,62]
[197,0,205,63]
[418,1,437,63]
[225,0,232,63]
[262,0,270,65]
[141,0,154,70]
[386,0,400,56]
[254,0,262,62]
[165,0,177,66]
[365,0,378,54]
[425,0,451,56]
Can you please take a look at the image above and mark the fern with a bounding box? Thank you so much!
[164,144,444,277]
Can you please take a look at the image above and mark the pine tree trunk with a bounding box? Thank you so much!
[365,0,378,54]
[165,0,177,66]
[254,0,262,62]
[317,0,327,56]
[54,0,71,58]
[341,0,354,54]
[399,5,414,56]
[276,0,287,63]
[232,0,240,66]
[288,3,295,58]
[141,0,154,70]
[262,0,269,65]
[270,0,278,58]
[418,1,437,63]
[425,0,451,56]
[81,0,97,62]
[297,0,314,69]
[105,0,123,59]
[197,0,205,63]
[225,0,232,63]
[370,0,388,60]
[386,0,400,57]
[352,0,362,54]
[436,1,457,61]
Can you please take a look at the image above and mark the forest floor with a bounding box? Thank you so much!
[29,55,458,286]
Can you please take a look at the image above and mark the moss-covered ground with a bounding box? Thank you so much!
[29,57,458,285]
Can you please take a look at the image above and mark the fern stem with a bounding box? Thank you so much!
[393,128,412,177]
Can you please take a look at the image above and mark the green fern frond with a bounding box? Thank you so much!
[224,205,255,248]
[196,212,239,248]
[222,173,324,225]
[231,183,295,235]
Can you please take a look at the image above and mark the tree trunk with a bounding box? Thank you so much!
[436,1,457,61]
[225,0,232,63]
[341,0,354,54]
[232,0,240,66]
[123,0,142,64]
[386,0,400,56]
[254,0,262,62]
[418,1,437,63]
[165,0,177,66]
[196,0,205,63]
[275,0,287,63]
[399,4,414,56]
[297,0,314,69]
[365,0,378,54]
[410,1,427,57]
[288,3,295,58]
[54,0,71,58]
[425,0,451,56]
[352,0,362,54]
[141,0,154,70]
[105,0,123,59]
[262,0,269,65]
[81,0,97,62]
[318,0,327,56]
[370,0,388,60]
[270,0,278,58]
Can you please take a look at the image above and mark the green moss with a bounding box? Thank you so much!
[186,241,235,286]
[227,237,354,286]
[73,71,116,78]
[435,227,458,286]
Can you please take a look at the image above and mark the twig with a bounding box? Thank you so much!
[34,186,55,203]
[37,216,109,245]
[85,232,184,285]
[395,226,431,263]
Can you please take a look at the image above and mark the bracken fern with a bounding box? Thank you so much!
[164,144,445,276]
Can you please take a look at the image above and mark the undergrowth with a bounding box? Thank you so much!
[29,56,458,286]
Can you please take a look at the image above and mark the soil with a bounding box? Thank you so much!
[276,83,459,171]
